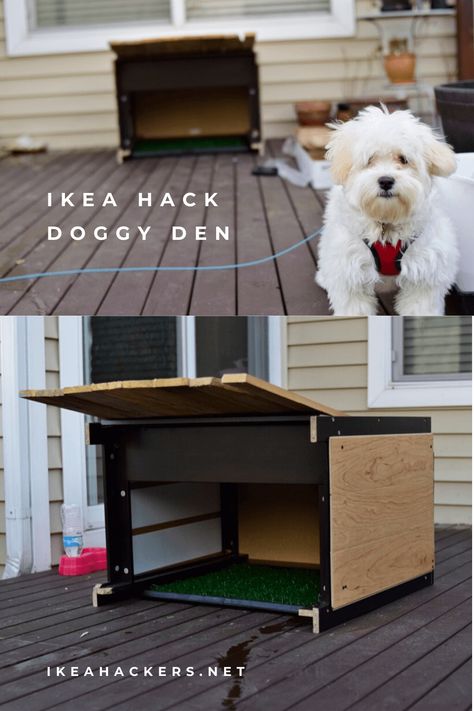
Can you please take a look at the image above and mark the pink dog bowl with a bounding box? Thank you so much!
[59,547,107,576]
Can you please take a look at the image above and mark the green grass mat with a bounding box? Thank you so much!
[133,136,248,155]
[149,563,320,607]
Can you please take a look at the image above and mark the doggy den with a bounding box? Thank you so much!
[21,374,436,634]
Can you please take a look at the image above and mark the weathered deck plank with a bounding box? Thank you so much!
[52,157,177,316]
[0,527,469,711]
[0,147,330,315]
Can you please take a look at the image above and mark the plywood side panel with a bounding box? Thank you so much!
[238,484,320,566]
[329,433,434,609]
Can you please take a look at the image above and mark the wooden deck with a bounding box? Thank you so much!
[0,145,465,316]
[0,526,470,710]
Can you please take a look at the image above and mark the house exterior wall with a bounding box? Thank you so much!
[286,317,472,526]
[0,316,62,576]
[0,0,457,149]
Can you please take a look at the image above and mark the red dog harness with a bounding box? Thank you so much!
[364,239,408,276]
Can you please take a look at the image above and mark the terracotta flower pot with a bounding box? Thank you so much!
[384,52,416,84]
[295,101,332,126]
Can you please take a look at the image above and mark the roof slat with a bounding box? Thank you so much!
[21,374,342,419]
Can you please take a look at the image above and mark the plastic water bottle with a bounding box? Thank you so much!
[61,504,84,557]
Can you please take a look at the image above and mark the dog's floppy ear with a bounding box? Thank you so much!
[325,122,353,184]
[423,134,456,177]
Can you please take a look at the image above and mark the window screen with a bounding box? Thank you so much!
[33,0,170,28]
[187,0,330,20]
[392,317,472,381]
[195,316,268,379]
[88,317,178,383]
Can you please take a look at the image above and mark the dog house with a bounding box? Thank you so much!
[111,35,261,160]
[21,374,435,633]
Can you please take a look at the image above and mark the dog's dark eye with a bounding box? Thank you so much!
[398,154,408,165]
[367,155,374,166]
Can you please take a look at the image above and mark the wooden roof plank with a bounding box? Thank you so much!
[21,374,343,420]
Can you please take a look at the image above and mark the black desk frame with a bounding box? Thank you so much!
[115,51,261,159]
[90,414,433,632]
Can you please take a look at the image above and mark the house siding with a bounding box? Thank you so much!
[286,317,472,526]
[0,316,62,576]
[45,317,63,566]
[0,0,457,148]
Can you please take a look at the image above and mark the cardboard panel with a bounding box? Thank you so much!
[329,433,434,610]
[238,484,320,566]
[134,88,250,139]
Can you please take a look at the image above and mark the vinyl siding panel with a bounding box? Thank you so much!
[45,317,63,565]
[286,317,472,526]
[0,0,457,147]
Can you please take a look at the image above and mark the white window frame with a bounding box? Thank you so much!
[4,0,355,56]
[179,316,284,385]
[59,316,105,547]
[367,317,472,409]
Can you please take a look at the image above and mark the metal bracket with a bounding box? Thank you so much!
[310,416,318,443]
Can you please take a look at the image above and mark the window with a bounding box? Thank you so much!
[5,0,355,55]
[33,0,170,27]
[368,317,472,409]
[195,317,268,379]
[392,317,472,382]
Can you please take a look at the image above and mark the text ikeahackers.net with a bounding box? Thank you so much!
[46,665,245,679]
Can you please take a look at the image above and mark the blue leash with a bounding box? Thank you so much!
[0,228,322,285]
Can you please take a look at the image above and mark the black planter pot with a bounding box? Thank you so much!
[381,0,412,10]
[435,81,474,152]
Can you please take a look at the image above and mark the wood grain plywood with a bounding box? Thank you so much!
[21,373,342,419]
[238,484,320,566]
[329,433,434,610]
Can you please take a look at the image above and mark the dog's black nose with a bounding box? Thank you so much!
[378,176,395,192]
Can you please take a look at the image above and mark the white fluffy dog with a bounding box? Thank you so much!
[315,106,458,315]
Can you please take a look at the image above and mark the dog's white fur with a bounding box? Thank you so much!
[316,106,459,315]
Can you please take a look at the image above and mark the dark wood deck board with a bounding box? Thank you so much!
[141,154,216,316]
[408,658,472,711]
[96,156,189,316]
[234,152,284,315]
[51,157,177,316]
[0,145,330,315]
[0,527,469,710]
[188,153,238,316]
[10,157,159,315]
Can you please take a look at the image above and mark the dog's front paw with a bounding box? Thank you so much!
[330,293,378,316]
[395,287,445,316]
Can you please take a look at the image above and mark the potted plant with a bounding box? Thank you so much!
[384,38,416,83]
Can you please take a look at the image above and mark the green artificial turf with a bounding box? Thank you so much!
[150,563,320,607]
[133,136,247,155]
